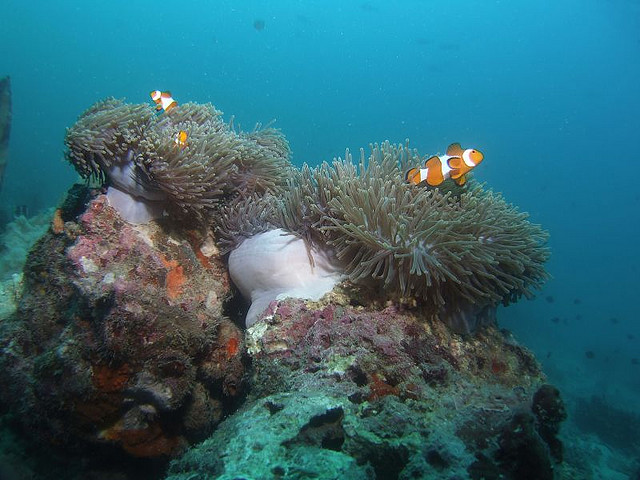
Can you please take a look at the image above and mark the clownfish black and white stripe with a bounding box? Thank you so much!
[174,130,188,148]
[150,90,177,113]
[406,143,484,187]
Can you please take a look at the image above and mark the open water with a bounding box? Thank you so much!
[1,0,639,477]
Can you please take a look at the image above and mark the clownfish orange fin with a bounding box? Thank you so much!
[446,143,464,157]
[449,169,463,179]
[406,167,421,185]
[425,156,445,186]
[448,156,464,170]
[454,175,467,186]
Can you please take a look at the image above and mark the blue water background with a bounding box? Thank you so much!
[1,0,639,410]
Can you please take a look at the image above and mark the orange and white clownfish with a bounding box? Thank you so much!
[150,90,177,113]
[405,143,483,187]
[174,130,188,148]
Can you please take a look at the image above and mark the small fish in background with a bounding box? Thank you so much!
[573,298,581,305]
[14,204,28,217]
[632,358,639,365]
[545,295,555,303]
[150,90,177,113]
[627,334,635,340]
[550,316,560,324]
[609,317,619,324]
[406,143,483,187]
[585,350,596,359]
[253,19,265,31]
[174,130,188,148]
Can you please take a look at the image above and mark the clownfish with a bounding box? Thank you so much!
[174,130,188,148]
[150,90,177,113]
[405,143,483,187]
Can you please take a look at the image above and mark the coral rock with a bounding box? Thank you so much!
[169,293,565,479]
[0,186,245,459]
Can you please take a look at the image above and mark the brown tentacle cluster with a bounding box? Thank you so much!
[65,98,292,223]
[218,141,549,320]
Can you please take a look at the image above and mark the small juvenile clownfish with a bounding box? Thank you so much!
[174,130,188,148]
[406,143,484,187]
[150,90,177,113]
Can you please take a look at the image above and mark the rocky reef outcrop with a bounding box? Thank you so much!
[0,182,565,479]
[0,185,245,466]
[167,294,565,480]
[0,95,562,479]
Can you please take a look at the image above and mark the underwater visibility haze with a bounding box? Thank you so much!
[0,0,639,478]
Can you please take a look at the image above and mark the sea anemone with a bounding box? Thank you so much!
[66,98,549,331]
[228,228,344,327]
[64,98,292,224]
[219,141,549,331]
